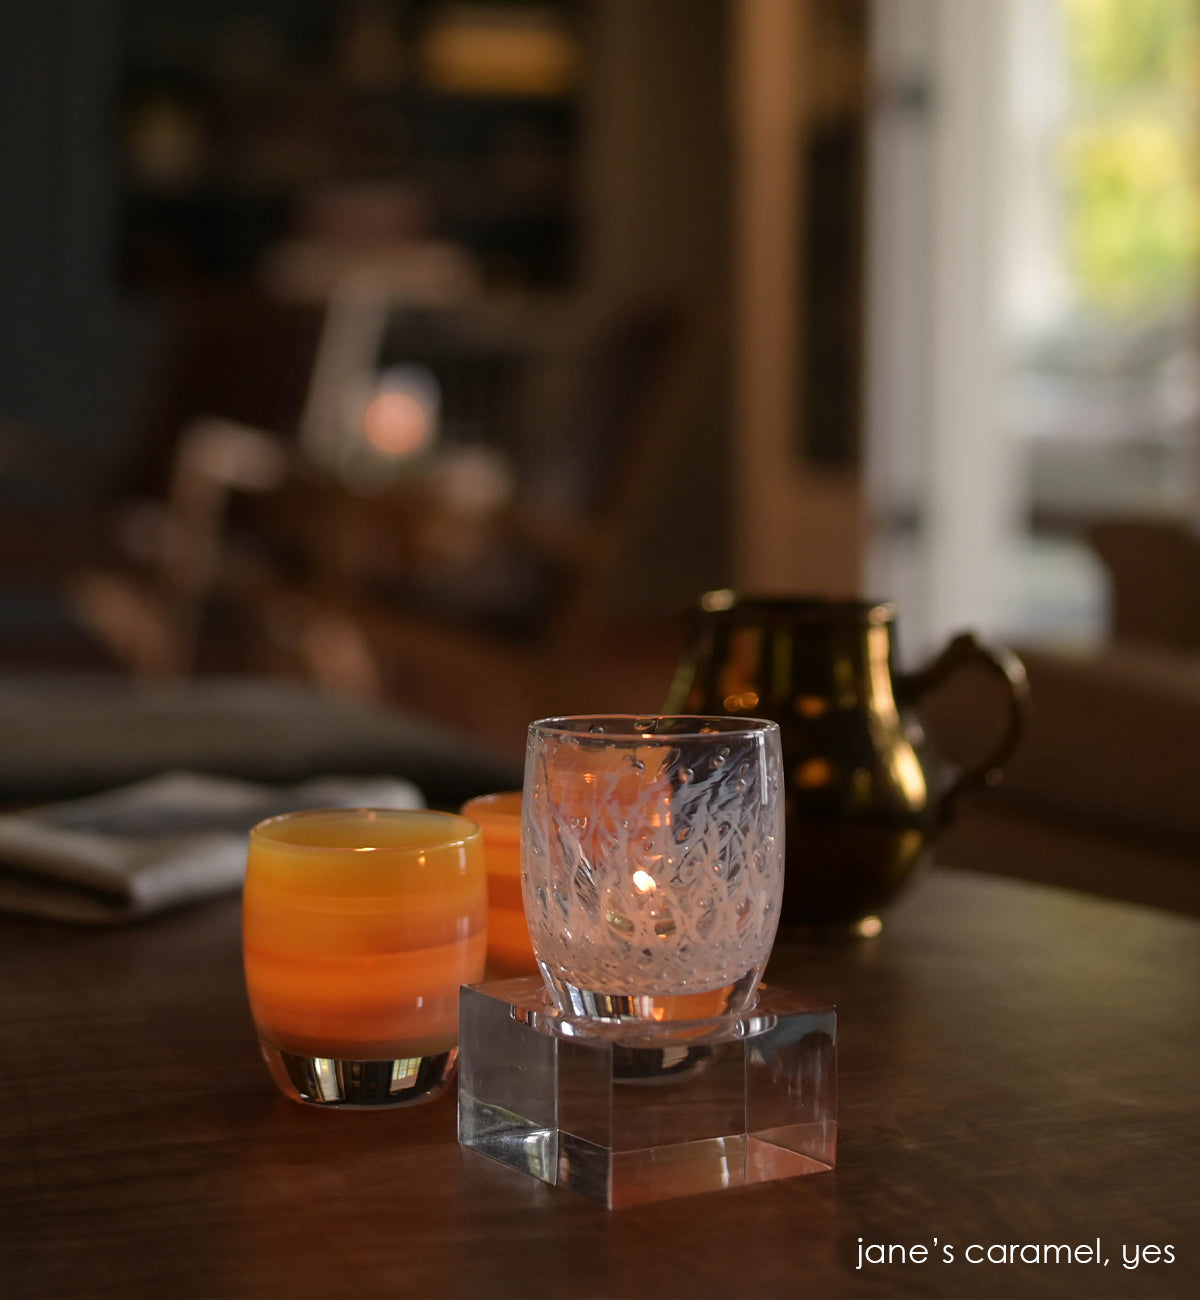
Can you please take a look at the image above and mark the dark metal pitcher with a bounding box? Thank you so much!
[665,593,1029,933]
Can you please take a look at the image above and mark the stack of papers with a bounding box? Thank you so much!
[0,771,423,923]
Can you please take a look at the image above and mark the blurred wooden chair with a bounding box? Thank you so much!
[73,298,691,744]
[69,416,291,676]
[0,417,134,671]
[36,289,324,676]
[1087,517,1200,651]
[257,298,691,735]
[66,257,471,680]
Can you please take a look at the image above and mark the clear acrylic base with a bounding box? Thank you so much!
[457,977,837,1208]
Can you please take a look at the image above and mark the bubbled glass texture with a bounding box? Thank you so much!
[521,717,784,1010]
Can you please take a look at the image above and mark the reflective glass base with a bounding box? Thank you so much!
[260,1041,457,1108]
[457,977,837,1208]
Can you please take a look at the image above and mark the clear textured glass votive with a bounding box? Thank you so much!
[460,792,538,976]
[522,715,785,1023]
[243,808,487,1107]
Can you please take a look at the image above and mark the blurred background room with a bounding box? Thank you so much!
[2,0,1199,913]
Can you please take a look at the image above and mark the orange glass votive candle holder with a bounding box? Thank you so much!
[460,792,537,976]
[242,808,487,1108]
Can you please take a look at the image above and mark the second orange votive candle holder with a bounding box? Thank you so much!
[460,792,538,976]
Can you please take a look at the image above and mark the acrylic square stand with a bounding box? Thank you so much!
[458,977,836,1209]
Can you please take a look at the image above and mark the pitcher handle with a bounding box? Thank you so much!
[897,632,1030,821]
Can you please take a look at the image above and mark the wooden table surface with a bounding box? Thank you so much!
[2,867,1197,1300]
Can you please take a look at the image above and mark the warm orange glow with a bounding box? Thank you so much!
[717,627,763,711]
[796,757,833,788]
[647,987,736,1023]
[460,792,538,975]
[890,745,927,806]
[421,9,581,96]
[866,625,900,724]
[701,588,736,612]
[362,389,433,456]
[243,812,486,1059]
[796,695,829,718]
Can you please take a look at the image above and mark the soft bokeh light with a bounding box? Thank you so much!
[360,364,440,459]
[363,389,431,456]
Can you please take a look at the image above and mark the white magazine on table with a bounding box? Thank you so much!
[0,771,424,923]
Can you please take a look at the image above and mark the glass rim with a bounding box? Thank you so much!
[529,714,781,742]
[460,790,522,819]
[248,807,481,852]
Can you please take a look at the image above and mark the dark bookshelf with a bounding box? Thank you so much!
[117,0,585,289]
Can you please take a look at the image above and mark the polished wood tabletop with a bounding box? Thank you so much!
[2,866,1197,1299]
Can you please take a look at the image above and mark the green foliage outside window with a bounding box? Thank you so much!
[1059,0,1200,311]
